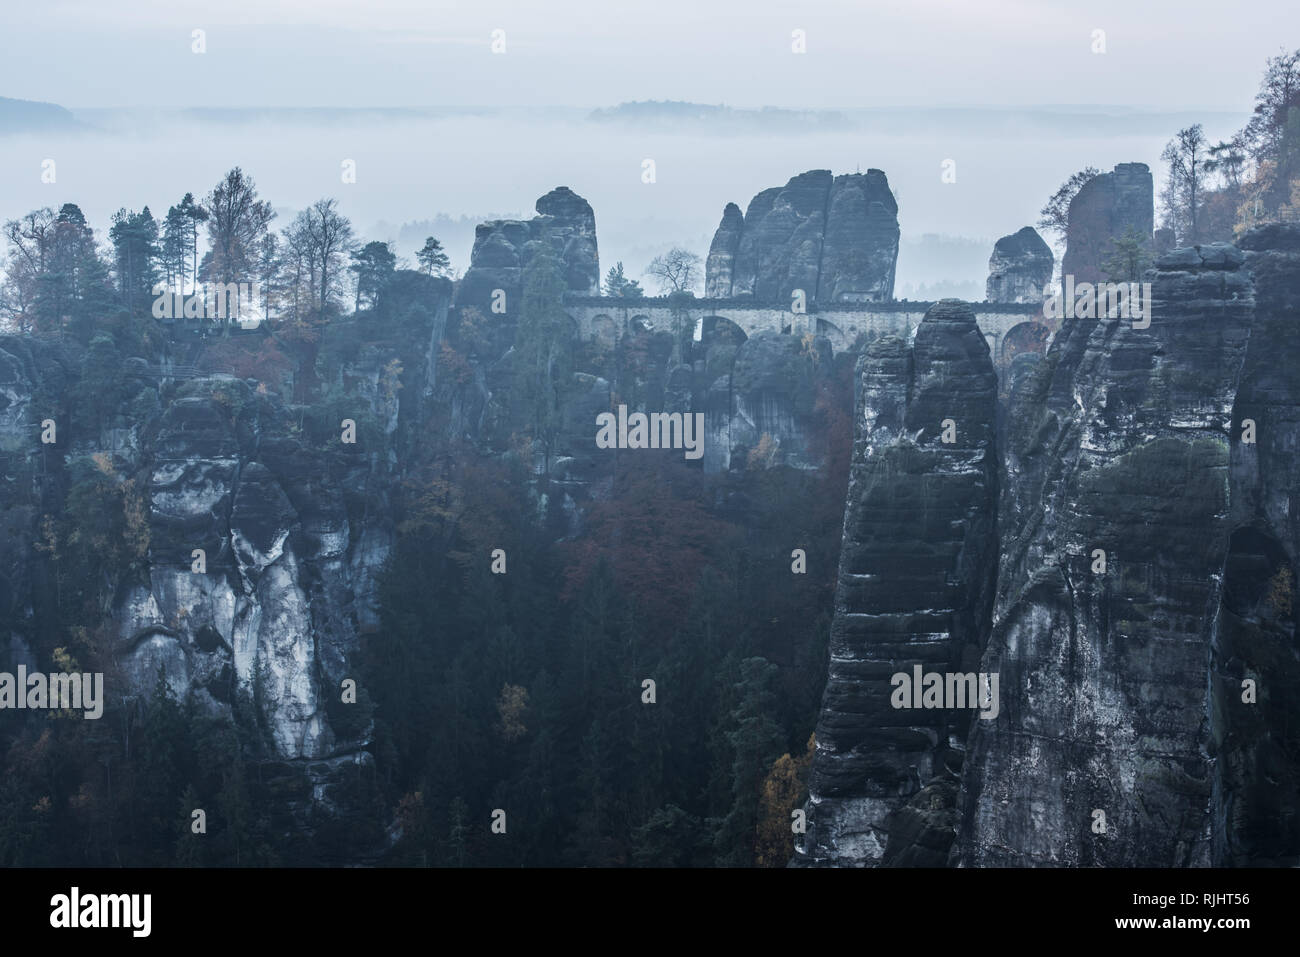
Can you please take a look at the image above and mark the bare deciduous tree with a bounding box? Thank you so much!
[1,207,56,331]
[1244,49,1300,165]
[645,247,702,295]
[284,198,356,315]
[1160,124,1207,245]
[1037,167,1101,241]
[203,168,274,288]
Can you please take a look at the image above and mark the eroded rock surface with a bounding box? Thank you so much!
[457,186,600,311]
[796,300,998,866]
[1061,163,1154,285]
[705,170,899,304]
[986,227,1053,303]
[959,241,1252,866]
[802,225,1300,868]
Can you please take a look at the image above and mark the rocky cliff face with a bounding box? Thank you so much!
[705,203,745,299]
[0,275,452,815]
[457,186,600,311]
[959,241,1252,866]
[801,223,1300,867]
[1061,162,1154,285]
[700,330,838,475]
[1213,224,1300,865]
[795,300,999,866]
[705,170,899,303]
[986,227,1053,302]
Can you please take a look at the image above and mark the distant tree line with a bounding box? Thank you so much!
[0,167,454,338]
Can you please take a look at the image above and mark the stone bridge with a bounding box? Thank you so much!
[562,296,1054,365]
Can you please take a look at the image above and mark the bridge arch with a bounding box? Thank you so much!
[999,320,1051,365]
[699,314,749,345]
[589,314,616,349]
[814,316,846,347]
[561,299,1049,368]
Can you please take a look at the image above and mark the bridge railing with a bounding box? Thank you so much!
[560,295,1044,314]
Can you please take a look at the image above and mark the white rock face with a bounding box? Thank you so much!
[109,379,390,761]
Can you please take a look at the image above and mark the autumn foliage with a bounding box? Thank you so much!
[560,459,736,632]
[755,733,816,867]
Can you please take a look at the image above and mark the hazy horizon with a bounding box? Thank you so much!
[1,0,1292,292]
[2,0,1291,110]
[0,100,1247,294]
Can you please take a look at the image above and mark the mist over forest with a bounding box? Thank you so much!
[1,2,1299,902]
[0,99,1242,295]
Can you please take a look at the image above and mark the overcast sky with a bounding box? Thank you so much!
[2,0,1295,110]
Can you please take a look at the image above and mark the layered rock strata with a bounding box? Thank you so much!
[457,186,600,311]
[1211,224,1300,865]
[959,242,1254,865]
[802,225,1300,867]
[796,300,999,865]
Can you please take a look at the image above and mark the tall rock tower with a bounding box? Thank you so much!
[455,186,600,312]
[704,170,899,304]
[1060,162,1153,285]
[794,300,999,866]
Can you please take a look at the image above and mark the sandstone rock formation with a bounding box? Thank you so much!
[705,170,899,304]
[959,241,1252,866]
[1213,223,1300,866]
[0,274,453,820]
[1153,226,1176,257]
[985,226,1053,302]
[456,186,600,311]
[700,330,835,474]
[704,203,744,298]
[801,224,1300,868]
[1061,162,1154,285]
[795,300,999,866]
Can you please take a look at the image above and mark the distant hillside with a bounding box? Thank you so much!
[588,100,850,132]
[588,100,1245,138]
[0,96,84,134]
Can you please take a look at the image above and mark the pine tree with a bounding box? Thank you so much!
[416,237,451,277]
[109,207,160,314]
[161,205,189,294]
[34,204,112,340]
[174,785,206,867]
[350,241,397,311]
[1102,225,1153,283]
[447,796,470,866]
[713,657,784,866]
[177,192,209,289]
[134,669,191,864]
[1038,167,1101,240]
[603,261,643,297]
